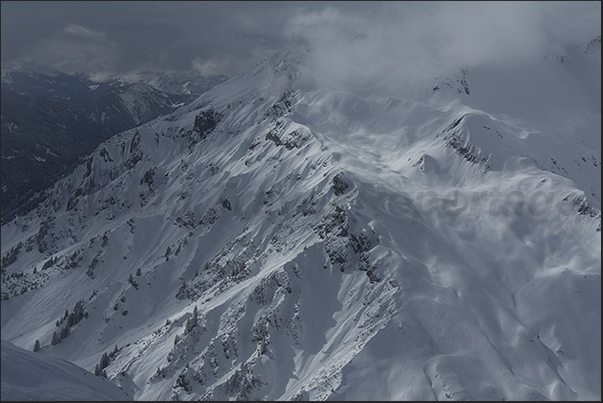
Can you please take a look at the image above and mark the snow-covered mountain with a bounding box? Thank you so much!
[1,36,600,401]
[1,67,227,224]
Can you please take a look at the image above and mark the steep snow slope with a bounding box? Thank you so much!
[1,40,600,401]
[1,339,131,400]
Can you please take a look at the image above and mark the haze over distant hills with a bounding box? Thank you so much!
[1,65,226,224]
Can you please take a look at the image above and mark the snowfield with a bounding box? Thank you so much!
[1,339,130,401]
[1,36,600,400]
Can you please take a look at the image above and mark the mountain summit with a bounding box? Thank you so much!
[1,39,600,400]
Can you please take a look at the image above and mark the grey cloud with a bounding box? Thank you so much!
[1,1,345,76]
[285,1,601,94]
[63,23,107,39]
[1,1,600,79]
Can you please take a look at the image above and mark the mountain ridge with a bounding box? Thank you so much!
[1,40,600,400]
[0,67,227,224]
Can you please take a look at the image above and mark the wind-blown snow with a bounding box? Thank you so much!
[1,37,600,401]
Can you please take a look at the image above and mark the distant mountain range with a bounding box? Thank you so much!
[1,66,226,224]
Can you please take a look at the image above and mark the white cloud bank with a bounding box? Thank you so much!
[284,1,601,93]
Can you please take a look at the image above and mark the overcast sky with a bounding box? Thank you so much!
[1,1,600,79]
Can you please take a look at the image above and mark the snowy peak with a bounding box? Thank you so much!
[1,44,601,400]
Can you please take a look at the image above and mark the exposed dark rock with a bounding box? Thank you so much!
[332,173,349,196]
[193,108,222,140]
